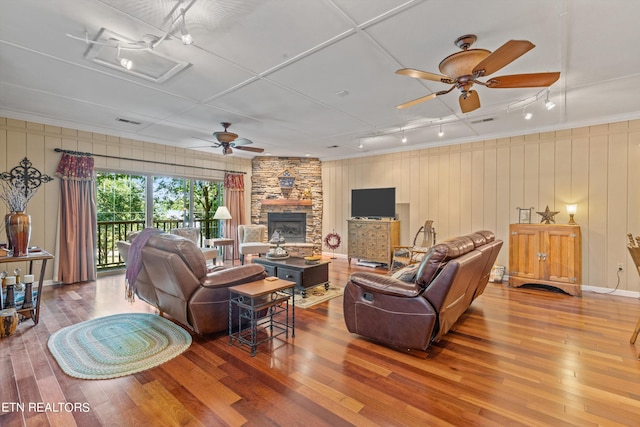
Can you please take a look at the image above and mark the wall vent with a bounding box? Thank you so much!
[116,117,142,125]
[470,117,495,124]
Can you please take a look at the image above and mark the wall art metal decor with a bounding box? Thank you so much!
[1,157,54,197]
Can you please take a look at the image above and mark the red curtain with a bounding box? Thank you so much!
[55,153,97,284]
[224,173,245,261]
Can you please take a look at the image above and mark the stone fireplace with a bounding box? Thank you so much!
[251,157,323,256]
[268,212,306,243]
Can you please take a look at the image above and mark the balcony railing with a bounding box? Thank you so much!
[97,219,219,270]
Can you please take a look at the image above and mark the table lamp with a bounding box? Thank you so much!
[213,206,232,238]
[566,204,577,225]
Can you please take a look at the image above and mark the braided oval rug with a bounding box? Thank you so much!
[48,313,192,380]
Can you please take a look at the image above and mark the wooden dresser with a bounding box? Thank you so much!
[347,219,400,267]
[509,223,582,296]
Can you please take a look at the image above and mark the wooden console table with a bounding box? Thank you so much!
[0,250,54,325]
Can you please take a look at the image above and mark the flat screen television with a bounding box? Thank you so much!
[351,187,396,218]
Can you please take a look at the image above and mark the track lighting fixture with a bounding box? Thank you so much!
[401,128,407,143]
[179,8,193,45]
[438,124,444,137]
[545,89,555,110]
[116,45,133,70]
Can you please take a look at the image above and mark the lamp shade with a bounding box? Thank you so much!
[213,206,232,220]
[566,204,577,215]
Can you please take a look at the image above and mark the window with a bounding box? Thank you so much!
[96,172,222,269]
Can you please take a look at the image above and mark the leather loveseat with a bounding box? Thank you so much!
[343,230,502,352]
[119,232,266,334]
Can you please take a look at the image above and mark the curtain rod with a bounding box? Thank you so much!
[53,148,246,175]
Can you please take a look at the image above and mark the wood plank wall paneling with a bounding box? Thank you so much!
[3,117,640,292]
[322,119,640,292]
[0,118,252,283]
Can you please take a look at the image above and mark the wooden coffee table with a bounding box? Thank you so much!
[253,256,330,297]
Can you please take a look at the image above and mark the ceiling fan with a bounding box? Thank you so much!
[194,122,264,155]
[396,34,560,113]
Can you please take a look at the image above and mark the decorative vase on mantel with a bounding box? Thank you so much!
[5,211,31,257]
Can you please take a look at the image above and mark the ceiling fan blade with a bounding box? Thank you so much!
[459,90,480,113]
[396,68,454,84]
[472,40,535,77]
[486,72,561,88]
[192,136,221,147]
[396,92,438,109]
[235,145,264,153]
[232,137,253,146]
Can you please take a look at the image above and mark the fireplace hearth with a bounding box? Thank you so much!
[268,213,306,243]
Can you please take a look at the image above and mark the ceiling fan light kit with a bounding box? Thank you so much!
[396,34,560,114]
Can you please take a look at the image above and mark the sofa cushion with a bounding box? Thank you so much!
[475,230,495,243]
[145,233,207,280]
[466,232,487,248]
[242,225,264,243]
[415,237,475,287]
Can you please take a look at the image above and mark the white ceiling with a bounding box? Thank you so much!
[2,0,640,160]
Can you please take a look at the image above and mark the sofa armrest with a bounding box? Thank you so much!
[201,264,266,288]
[349,272,423,297]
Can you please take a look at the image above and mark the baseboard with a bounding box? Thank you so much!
[581,285,640,298]
[502,274,640,298]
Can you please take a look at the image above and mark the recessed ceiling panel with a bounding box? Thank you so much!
[84,28,190,83]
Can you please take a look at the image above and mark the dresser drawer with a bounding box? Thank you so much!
[277,267,303,287]
[262,264,277,277]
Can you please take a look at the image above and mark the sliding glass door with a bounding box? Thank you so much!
[96,172,223,270]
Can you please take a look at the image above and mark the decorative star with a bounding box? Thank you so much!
[537,205,560,224]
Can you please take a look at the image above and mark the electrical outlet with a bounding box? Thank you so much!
[617,263,624,271]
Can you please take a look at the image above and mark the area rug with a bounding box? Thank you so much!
[48,313,192,380]
[292,285,344,309]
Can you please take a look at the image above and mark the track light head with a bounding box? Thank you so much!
[179,9,193,45]
[544,89,555,110]
[438,124,444,137]
[545,98,555,110]
[116,45,133,70]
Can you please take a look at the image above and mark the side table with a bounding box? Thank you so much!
[205,238,235,264]
[0,250,54,325]
[228,278,295,356]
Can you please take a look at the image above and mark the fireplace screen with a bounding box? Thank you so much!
[268,213,306,243]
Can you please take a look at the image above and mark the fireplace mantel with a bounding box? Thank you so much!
[261,199,312,206]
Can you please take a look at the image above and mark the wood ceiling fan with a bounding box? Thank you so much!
[396,34,560,113]
[193,122,264,155]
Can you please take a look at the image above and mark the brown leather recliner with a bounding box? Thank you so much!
[119,233,266,334]
[343,230,502,351]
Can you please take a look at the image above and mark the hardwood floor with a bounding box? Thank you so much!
[1,256,639,427]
